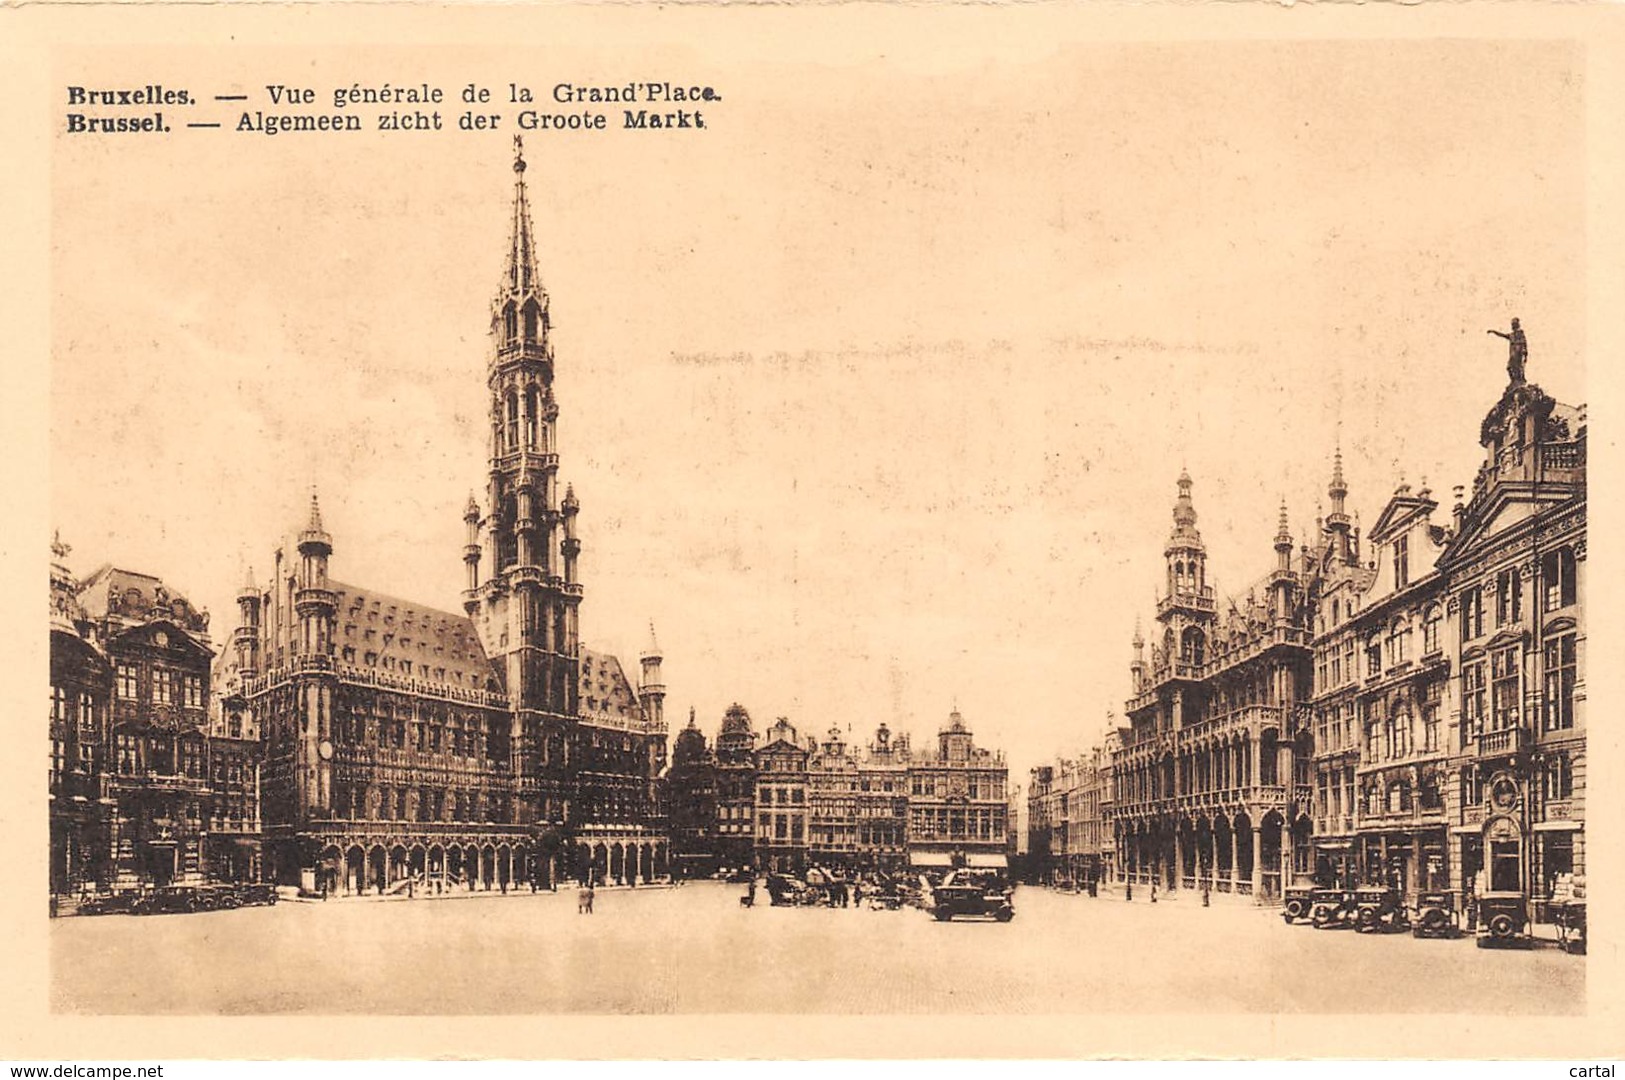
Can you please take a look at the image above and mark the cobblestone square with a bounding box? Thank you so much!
[50,883,1584,1015]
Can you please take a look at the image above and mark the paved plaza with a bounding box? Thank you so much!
[50,882,1584,1015]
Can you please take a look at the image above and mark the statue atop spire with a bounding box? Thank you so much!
[1487,317,1528,385]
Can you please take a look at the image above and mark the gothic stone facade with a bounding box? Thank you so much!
[232,142,669,895]
[1111,474,1316,902]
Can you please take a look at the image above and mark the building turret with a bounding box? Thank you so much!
[1156,472,1215,677]
[1271,501,1296,623]
[638,621,666,729]
[1130,616,1147,690]
[462,492,483,611]
[234,563,262,677]
[1325,449,1355,565]
[295,492,336,659]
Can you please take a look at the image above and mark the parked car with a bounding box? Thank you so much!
[1354,885,1410,934]
[76,890,142,916]
[133,885,203,915]
[1549,873,1586,955]
[194,884,244,911]
[238,883,280,906]
[1280,882,1316,924]
[1411,890,1459,938]
[1552,897,1586,955]
[930,870,1014,922]
[1309,887,1357,929]
[1475,892,1531,949]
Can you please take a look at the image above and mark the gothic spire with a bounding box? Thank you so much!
[299,488,331,549]
[503,135,541,298]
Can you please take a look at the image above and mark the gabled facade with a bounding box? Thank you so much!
[49,537,253,895]
[906,710,1009,871]
[1309,473,1454,899]
[1438,362,1585,919]
[755,718,809,873]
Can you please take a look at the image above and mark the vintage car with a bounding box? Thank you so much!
[75,890,142,916]
[1280,882,1317,924]
[237,883,280,906]
[764,873,810,907]
[133,885,204,915]
[1475,892,1531,949]
[930,870,1014,922]
[1309,887,1357,929]
[1354,885,1411,933]
[1411,890,1460,938]
[1553,897,1586,955]
[1549,873,1586,955]
[194,883,245,911]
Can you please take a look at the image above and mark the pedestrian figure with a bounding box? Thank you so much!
[1126,882,1133,902]
[585,884,595,914]
[1150,881,1158,903]
[853,882,864,909]
[1202,881,1210,907]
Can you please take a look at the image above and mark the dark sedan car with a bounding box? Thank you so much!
[930,870,1014,922]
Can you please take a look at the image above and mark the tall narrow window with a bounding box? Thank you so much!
[117,664,137,701]
[1491,646,1520,731]
[1422,682,1442,752]
[1460,587,1484,642]
[1462,661,1487,743]
[1393,535,1409,589]
[1544,633,1577,731]
[1542,547,1577,611]
[1423,605,1442,655]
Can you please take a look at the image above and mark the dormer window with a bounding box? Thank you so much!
[1393,535,1409,589]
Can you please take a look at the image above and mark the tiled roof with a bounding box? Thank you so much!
[578,648,644,723]
[330,579,501,691]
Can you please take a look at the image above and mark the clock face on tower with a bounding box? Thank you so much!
[318,740,334,761]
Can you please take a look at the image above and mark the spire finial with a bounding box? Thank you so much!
[500,137,541,298]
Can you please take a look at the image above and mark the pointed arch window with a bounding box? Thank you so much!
[523,301,540,342]
[505,392,519,452]
[525,387,539,449]
[503,302,518,343]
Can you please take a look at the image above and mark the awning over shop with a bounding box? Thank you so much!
[966,853,1009,869]
[909,851,953,867]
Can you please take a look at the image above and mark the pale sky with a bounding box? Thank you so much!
[51,36,1587,781]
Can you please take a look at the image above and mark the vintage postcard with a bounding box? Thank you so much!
[2,0,1623,1063]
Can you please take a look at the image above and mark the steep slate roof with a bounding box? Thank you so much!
[578,648,644,722]
[329,578,502,692]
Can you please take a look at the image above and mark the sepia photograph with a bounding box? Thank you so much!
[5,0,1624,1065]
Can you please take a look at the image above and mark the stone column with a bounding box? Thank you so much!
[1251,825,1263,902]
[1230,826,1239,889]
